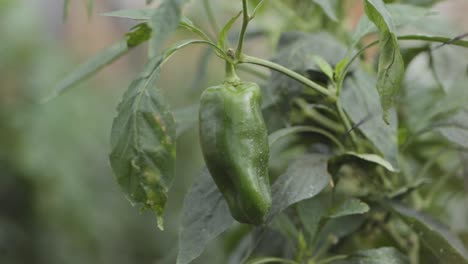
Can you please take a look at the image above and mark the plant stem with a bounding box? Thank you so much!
[379,221,408,253]
[409,232,420,264]
[237,64,270,80]
[239,55,334,99]
[269,125,346,152]
[337,40,378,96]
[423,164,461,208]
[337,34,468,95]
[335,100,357,148]
[203,0,220,36]
[225,61,240,84]
[296,99,344,134]
[236,0,250,58]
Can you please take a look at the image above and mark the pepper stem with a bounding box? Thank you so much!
[225,61,240,84]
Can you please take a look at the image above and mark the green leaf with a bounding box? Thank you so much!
[364,0,404,122]
[405,75,468,133]
[332,247,409,264]
[436,110,468,149]
[387,201,468,263]
[297,193,332,240]
[334,57,348,80]
[180,16,213,42]
[268,126,343,151]
[109,55,176,230]
[271,213,299,243]
[270,32,353,100]
[313,0,338,22]
[328,198,370,218]
[388,178,427,199]
[177,169,235,264]
[102,9,153,20]
[330,152,398,173]
[43,40,129,102]
[148,0,188,57]
[108,39,206,231]
[341,70,399,169]
[126,23,152,48]
[268,154,331,219]
[103,10,212,44]
[352,4,431,46]
[217,11,242,51]
[312,55,334,81]
[44,23,152,102]
[176,133,331,264]
[431,45,468,92]
[315,215,365,251]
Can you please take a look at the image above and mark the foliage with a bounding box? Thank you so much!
[6,0,468,263]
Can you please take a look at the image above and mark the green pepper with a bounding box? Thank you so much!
[199,81,271,225]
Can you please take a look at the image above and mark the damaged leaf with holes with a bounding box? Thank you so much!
[109,57,176,230]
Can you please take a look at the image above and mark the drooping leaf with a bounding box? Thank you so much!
[43,40,128,102]
[364,0,405,122]
[387,201,468,263]
[109,55,176,230]
[332,247,409,264]
[44,23,152,102]
[109,39,202,230]
[177,169,235,264]
[341,70,399,169]
[268,154,331,219]
[313,0,338,22]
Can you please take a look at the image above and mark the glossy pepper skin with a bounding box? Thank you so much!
[199,82,271,225]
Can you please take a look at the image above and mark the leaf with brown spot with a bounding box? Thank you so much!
[109,55,176,230]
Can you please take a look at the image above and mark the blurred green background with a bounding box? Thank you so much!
[0,1,215,263]
[1,0,467,263]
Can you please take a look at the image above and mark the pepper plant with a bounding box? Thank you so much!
[50,0,468,263]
